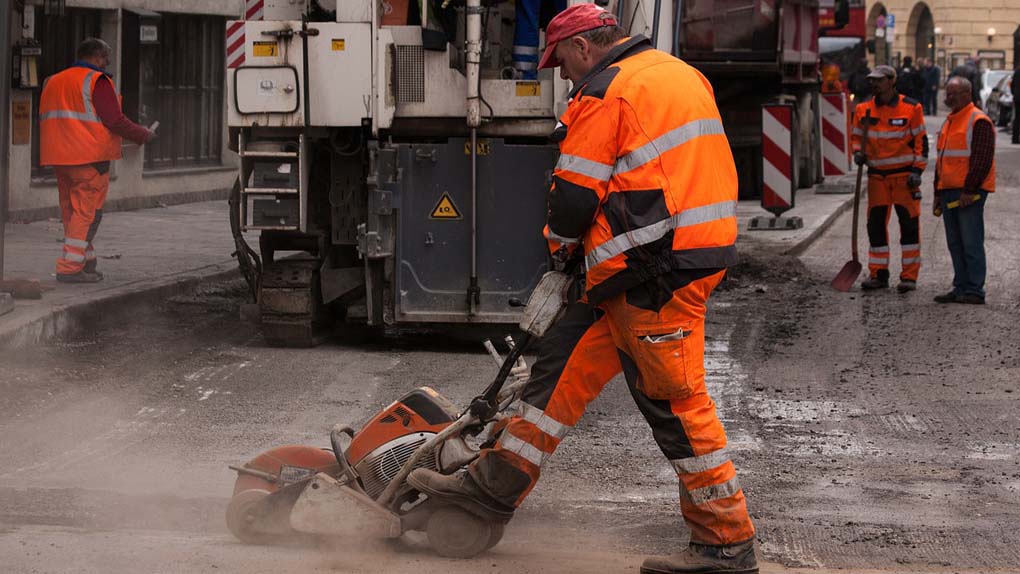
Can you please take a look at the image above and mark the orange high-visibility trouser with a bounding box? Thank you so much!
[469,270,755,546]
[866,173,921,281]
[55,165,108,276]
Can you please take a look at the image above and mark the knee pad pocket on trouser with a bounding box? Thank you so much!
[894,205,920,244]
[627,321,700,400]
[866,205,890,246]
[85,210,103,243]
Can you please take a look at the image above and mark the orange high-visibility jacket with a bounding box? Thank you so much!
[39,65,122,166]
[851,94,928,177]
[936,102,996,193]
[544,36,738,304]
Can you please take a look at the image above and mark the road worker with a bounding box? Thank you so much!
[512,0,567,79]
[851,64,928,293]
[409,5,757,573]
[39,38,154,283]
[932,77,995,305]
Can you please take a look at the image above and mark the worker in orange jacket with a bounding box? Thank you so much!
[932,77,996,304]
[39,38,154,283]
[408,5,757,574]
[851,65,928,293]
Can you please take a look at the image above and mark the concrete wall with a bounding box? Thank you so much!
[5,0,245,222]
[868,0,1020,70]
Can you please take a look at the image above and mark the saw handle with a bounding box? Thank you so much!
[469,333,533,421]
[329,425,361,488]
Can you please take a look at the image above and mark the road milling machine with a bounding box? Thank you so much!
[226,0,824,346]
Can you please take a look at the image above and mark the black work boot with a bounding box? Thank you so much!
[56,271,103,284]
[896,280,916,293]
[641,539,758,574]
[861,270,889,291]
[407,468,515,523]
[83,260,104,279]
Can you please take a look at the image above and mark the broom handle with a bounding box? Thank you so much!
[852,109,871,263]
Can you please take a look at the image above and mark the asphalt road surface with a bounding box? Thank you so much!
[0,125,1017,574]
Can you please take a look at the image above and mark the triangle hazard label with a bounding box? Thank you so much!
[429,193,462,220]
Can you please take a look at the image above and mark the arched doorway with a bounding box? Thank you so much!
[867,2,889,65]
[907,2,935,62]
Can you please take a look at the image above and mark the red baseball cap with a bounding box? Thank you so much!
[538,4,620,70]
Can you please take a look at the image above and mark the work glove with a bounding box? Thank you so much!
[932,191,943,217]
[853,151,866,166]
[907,173,923,188]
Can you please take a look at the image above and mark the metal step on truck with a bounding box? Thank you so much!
[225,0,832,346]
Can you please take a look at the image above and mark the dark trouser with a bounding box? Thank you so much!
[923,90,936,115]
[939,190,988,298]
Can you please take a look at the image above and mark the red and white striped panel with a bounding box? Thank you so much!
[761,104,795,215]
[226,21,245,69]
[820,92,850,177]
[244,0,265,21]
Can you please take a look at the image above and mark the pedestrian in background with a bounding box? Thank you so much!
[896,56,924,102]
[950,59,982,108]
[851,65,928,293]
[1011,69,1019,145]
[932,77,995,305]
[848,58,872,105]
[407,5,758,573]
[39,38,154,283]
[921,57,941,115]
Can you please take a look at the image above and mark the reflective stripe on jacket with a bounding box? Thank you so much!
[545,36,738,304]
[851,94,928,176]
[936,102,996,193]
[39,66,122,166]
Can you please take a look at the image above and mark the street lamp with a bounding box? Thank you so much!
[988,27,996,43]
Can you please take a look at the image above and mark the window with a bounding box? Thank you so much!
[31,7,103,176]
[141,13,225,170]
[950,52,971,70]
[977,50,1006,71]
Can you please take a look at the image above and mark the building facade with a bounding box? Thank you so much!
[4,0,244,221]
[867,0,1020,72]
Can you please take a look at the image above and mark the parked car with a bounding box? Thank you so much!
[985,72,1013,128]
[980,69,1010,109]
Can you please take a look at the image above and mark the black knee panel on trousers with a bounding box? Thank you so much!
[618,349,695,461]
[85,210,103,243]
[894,204,920,244]
[867,205,890,247]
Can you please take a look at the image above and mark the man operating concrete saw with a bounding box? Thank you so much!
[409,4,757,573]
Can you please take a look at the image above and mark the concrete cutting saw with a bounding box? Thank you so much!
[225,270,571,558]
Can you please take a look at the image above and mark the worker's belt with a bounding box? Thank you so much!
[866,166,914,178]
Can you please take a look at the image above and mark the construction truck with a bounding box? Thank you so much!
[226,0,826,346]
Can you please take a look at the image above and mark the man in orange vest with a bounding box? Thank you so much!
[932,77,995,304]
[851,65,928,293]
[408,5,757,573]
[39,38,154,283]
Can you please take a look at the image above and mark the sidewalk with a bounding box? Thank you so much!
[0,201,244,347]
[0,186,855,347]
[737,178,856,257]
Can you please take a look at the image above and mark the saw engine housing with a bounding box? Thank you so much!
[345,388,460,499]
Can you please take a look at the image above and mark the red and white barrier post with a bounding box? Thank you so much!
[750,103,804,230]
[816,91,855,194]
[820,92,849,177]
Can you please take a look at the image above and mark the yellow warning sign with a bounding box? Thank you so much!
[430,193,462,220]
[253,41,278,57]
[332,39,346,51]
[515,81,540,97]
[463,140,490,156]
